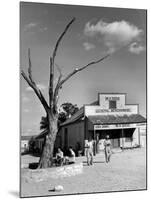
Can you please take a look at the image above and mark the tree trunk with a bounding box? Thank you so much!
[38,113,58,168]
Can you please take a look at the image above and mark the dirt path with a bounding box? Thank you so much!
[21,148,146,197]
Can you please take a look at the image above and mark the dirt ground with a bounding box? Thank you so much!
[21,148,146,197]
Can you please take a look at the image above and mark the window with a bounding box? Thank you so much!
[125,137,133,142]
[109,100,116,109]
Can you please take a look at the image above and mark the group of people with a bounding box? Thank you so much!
[55,146,75,166]
[85,135,112,166]
[54,135,112,167]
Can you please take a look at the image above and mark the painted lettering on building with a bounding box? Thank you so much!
[105,97,120,101]
[94,123,146,130]
[95,108,131,113]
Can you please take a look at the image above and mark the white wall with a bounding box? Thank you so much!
[132,128,139,146]
[140,125,147,147]
[21,140,28,149]
[99,94,126,109]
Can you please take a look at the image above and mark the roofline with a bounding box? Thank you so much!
[59,92,144,127]
[60,118,84,127]
[21,135,36,140]
[87,114,146,119]
[98,92,127,95]
[92,121,146,125]
[21,135,36,138]
[89,93,140,115]
[59,107,84,127]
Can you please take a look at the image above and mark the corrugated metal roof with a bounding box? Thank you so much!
[88,114,146,124]
[21,135,35,140]
[35,129,47,139]
[90,100,99,105]
[60,107,84,126]
[59,100,100,126]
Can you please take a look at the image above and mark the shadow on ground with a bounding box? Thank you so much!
[9,191,19,198]
[21,152,41,157]
[48,189,55,192]
[82,161,105,166]
[29,162,39,169]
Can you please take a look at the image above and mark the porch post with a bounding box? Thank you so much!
[122,129,124,149]
[94,127,96,156]
[138,127,141,146]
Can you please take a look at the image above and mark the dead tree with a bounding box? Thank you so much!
[21,18,110,168]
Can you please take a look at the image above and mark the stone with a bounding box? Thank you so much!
[54,185,64,191]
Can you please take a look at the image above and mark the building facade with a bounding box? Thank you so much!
[21,135,33,153]
[57,93,146,155]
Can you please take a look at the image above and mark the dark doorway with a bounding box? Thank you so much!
[95,129,121,148]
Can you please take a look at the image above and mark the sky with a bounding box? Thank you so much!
[20,2,146,136]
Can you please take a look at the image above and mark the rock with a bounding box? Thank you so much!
[54,185,64,191]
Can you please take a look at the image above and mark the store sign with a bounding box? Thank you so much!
[85,105,138,116]
[95,108,131,113]
[105,96,120,101]
[94,123,146,130]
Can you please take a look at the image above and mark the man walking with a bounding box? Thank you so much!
[104,135,112,163]
[85,138,94,166]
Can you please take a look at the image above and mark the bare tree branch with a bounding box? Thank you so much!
[49,57,53,107]
[21,70,49,112]
[52,64,63,113]
[27,48,34,83]
[52,17,76,64]
[21,49,49,112]
[52,54,110,113]
[55,63,62,77]
[54,63,63,93]
[49,18,76,108]
[59,54,110,87]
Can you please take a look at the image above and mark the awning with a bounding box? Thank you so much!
[88,114,146,125]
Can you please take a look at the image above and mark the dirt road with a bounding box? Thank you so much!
[21,148,146,197]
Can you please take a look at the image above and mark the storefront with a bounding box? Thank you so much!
[57,93,146,155]
[93,122,145,153]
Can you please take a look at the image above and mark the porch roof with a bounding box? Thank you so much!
[88,114,146,125]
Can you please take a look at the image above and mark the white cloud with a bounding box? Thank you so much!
[26,83,47,91]
[84,20,143,53]
[22,95,30,102]
[23,109,30,113]
[39,27,48,32]
[128,42,145,54]
[24,22,38,31]
[26,87,33,91]
[24,22,48,33]
[83,42,95,51]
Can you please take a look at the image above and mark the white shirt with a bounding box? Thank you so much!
[69,149,75,162]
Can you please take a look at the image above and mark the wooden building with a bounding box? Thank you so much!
[21,135,33,153]
[56,93,146,155]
